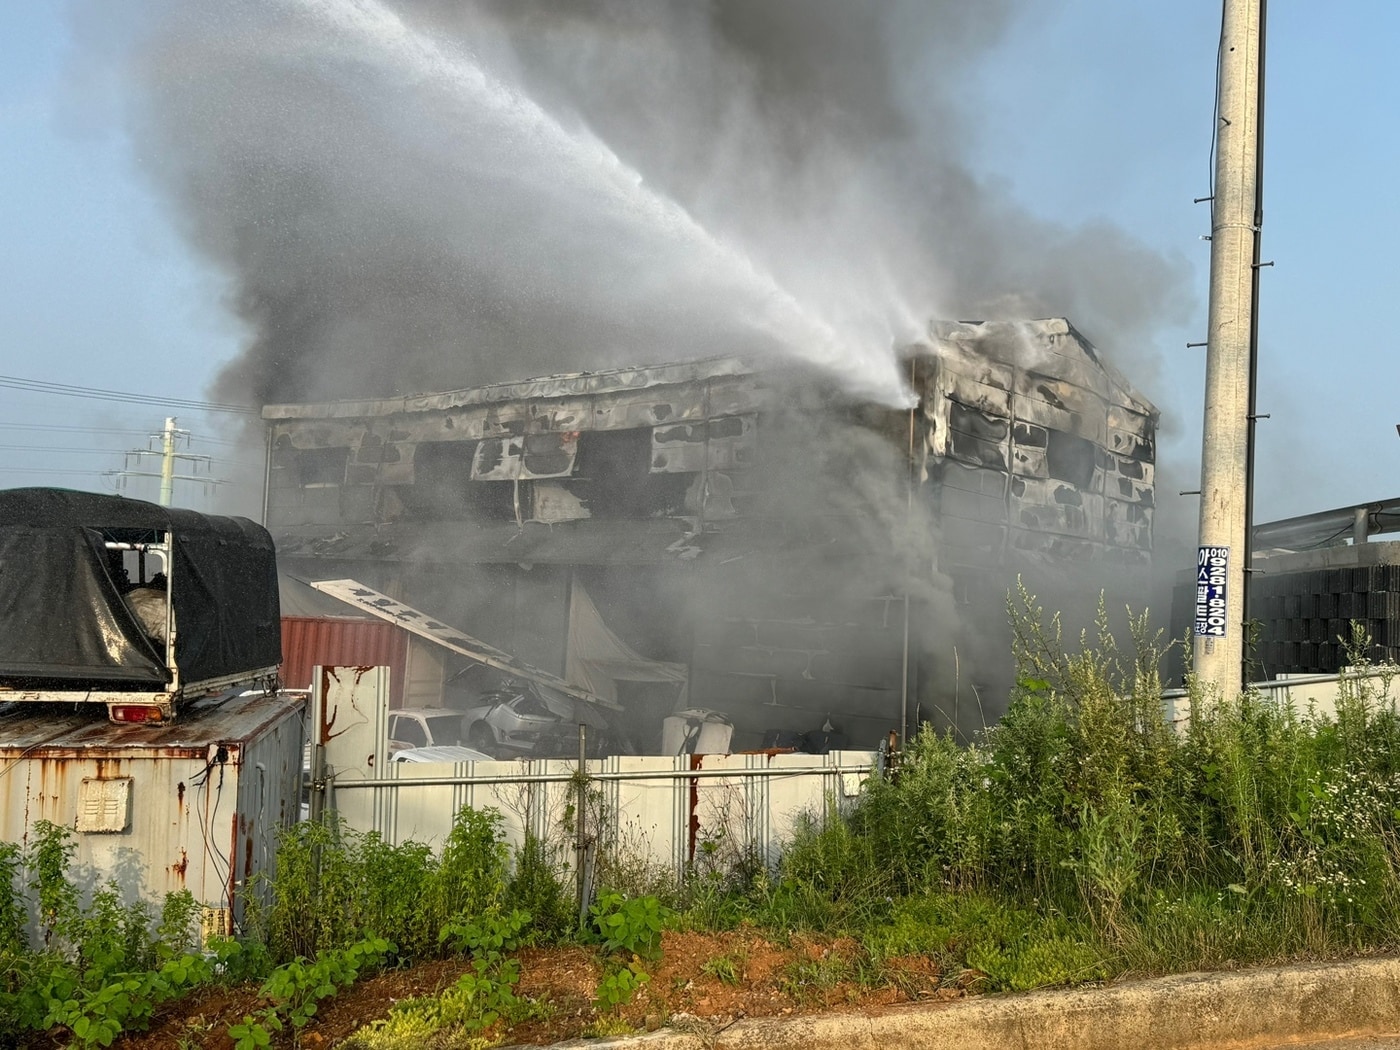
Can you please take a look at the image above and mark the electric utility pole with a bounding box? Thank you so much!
[116,417,216,507]
[1193,0,1266,697]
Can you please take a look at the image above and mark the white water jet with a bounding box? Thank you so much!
[284,0,916,406]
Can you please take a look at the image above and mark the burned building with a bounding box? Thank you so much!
[263,318,1157,750]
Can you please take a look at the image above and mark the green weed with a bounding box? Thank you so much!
[699,951,744,985]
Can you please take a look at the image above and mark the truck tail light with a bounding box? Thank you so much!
[110,705,166,724]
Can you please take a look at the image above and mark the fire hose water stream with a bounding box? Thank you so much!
[285,0,916,407]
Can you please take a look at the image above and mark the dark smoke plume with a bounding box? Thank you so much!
[71,0,1199,728]
[74,0,1190,408]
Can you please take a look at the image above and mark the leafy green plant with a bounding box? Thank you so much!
[256,935,393,1032]
[438,907,532,967]
[255,807,510,963]
[3,830,240,1049]
[40,949,220,1049]
[228,1014,276,1050]
[509,833,573,938]
[154,890,202,960]
[224,935,393,1048]
[0,842,23,952]
[593,960,650,1012]
[29,821,80,949]
[589,892,670,960]
[203,935,272,985]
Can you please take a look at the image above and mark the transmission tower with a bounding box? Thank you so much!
[114,417,218,506]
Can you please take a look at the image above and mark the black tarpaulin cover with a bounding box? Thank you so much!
[0,488,281,688]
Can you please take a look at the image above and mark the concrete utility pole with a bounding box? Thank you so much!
[1193,0,1266,697]
[116,417,216,507]
[159,416,178,507]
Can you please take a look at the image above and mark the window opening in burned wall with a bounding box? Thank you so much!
[574,429,689,520]
[470,432,578,481]
[946,400,1009,471]
[296,447,349,487]
[400,441,522,523]
[1044,430,1097,491]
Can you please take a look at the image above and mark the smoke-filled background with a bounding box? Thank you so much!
[73,0,1191,410]
[61,0,1207,728]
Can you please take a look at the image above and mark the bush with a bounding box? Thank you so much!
[509,833,573,938]
[751,591,1400,980]
[254,806,510,962]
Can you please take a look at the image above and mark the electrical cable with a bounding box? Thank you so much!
[1293,522,1355,551]
[0,444,168,455]
[0,742,47,784]
[1208,1,1226,227]
[0,467,120,478]
[191,748,234,903]
[0,374,256,415]
[0,421,243,447]
[0,422,153,436]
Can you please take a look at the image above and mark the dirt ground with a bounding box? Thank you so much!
[105,929,970,1049]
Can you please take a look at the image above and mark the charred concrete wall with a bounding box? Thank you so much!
[919,319,1155,571]
[263,318,1157,748]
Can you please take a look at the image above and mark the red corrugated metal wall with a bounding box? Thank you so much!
[280,617,408,709]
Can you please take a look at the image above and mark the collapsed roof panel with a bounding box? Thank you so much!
[309,578,622,711]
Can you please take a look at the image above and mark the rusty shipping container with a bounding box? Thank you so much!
[280,616,408,708]
[0,689,304,931]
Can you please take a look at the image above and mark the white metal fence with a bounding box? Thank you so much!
[1161,665,1400,725]
[310,666,880,882]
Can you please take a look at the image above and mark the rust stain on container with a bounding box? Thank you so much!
[687,753,703,865]
[227,813,241,913]
[169,848,188,883]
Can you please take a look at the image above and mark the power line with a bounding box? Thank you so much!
[0,374,257,415]
[0,422,243,445]
[0,443,241,465]
[0,444,132,455]
[0,467,119,478]
[0,422,151,436]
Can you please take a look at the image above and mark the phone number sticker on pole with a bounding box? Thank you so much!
[1196,546,1230,637]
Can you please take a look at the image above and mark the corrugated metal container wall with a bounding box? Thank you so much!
[281,617,408,709]
[0,692,305,930]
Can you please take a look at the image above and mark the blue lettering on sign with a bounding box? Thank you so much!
[1194,545,1230,637]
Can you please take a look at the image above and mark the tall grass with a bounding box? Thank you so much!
[732,588,1400,981]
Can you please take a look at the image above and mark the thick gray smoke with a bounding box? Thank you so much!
[76,0,1189,408]
[72,0,1199,732]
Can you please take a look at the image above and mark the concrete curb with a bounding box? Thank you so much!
[536,957,1400,1050]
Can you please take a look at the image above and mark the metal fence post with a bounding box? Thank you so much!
[575,723,588,927]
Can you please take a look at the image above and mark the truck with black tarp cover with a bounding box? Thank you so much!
[0,487,281,721]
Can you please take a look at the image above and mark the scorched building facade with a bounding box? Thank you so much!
[263,318,1157,750]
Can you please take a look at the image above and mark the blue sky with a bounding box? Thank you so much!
[1,5,251,509]
[0,2,1396,523]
